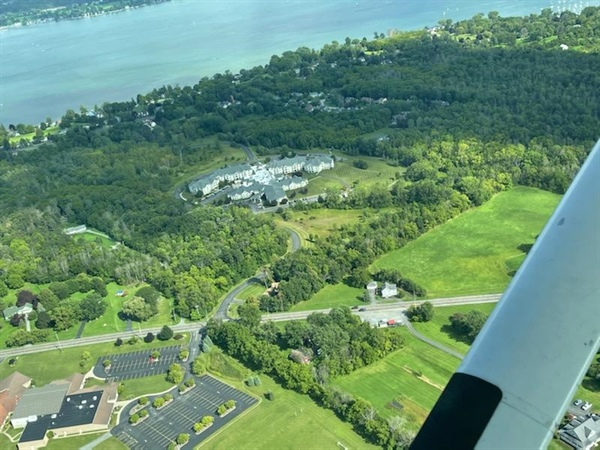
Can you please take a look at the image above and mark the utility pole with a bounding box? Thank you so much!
[54,331,63,352]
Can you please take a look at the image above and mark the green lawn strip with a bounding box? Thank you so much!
[0,335,189,386]
[290,283,364,312]
[118,373,175,401]
[199,351,376,450]
[548,439,572,450]
[411,303,498,355]
[575,378,600,410]
[300,176,345,197]
[138,296,177,329]
[372,187,561,298]
[95,436,130,450]
[0,433,16,449]
[333,328,459,428]
[76,231,115,249]
[44,432,113,450]
[236,282,266,301]
[285,208,365,238]
[81,282,135,337]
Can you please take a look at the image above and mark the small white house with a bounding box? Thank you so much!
[381,282,398,299]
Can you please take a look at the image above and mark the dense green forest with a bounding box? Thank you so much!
[0,0,170,27]
[1,8,599,331]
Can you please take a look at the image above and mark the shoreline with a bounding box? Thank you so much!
[0,1,170,31]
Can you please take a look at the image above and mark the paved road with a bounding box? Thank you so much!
[261,293,502,323]
[241,144,257,162]
[0,294,501,358]
[215,227,301,320]
[215,276,265,320]
[400,314,465,360]
[286,226,301,252]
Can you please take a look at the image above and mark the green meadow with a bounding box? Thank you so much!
[372,187,561,298]
[333,328,459,428]
[290,283,364,312]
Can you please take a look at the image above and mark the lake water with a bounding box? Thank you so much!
[0,0,595,125]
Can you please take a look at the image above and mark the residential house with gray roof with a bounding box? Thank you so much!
[263,185,287,205]
[304,155,335,173]
[559,415,600,449]
[266,156,306,175]
[3,303,34,321]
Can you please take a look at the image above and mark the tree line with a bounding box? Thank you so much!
[207,306,412,448]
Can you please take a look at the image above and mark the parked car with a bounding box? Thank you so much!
[582,402,593,411]
[574,399,583,406]
[359,307,367,312]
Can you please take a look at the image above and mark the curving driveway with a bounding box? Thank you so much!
[215,227,301,320]
[400,314,465,360]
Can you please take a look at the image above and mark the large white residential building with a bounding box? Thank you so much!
[304,156,335,173]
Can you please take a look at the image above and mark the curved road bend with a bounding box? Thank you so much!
[400,314,464,360]
[215,227,302,320]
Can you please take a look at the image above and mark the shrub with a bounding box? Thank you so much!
[166,363,184,384]
[144,332,155,343]
[103,359,111,368]
[128,336,138,345]
[138,397,149,405]
[173,333,184,340]
[157,325,174,341]
[153,397,165,408]
[164,393,173,402]
[129,414,139,424]
[114,337,123,346]
[265,391,274,401]
[139,409,148,418]
[176,433,189,445]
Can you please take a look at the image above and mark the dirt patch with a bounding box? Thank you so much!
[401,366,444,391]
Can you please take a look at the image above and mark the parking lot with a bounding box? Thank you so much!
[93,345,182,381]
[112,374,258,449]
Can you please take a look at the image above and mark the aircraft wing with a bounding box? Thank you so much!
[411,139,600,449]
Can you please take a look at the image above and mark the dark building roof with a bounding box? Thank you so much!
[13,383,69,420]
[20,391,104,443]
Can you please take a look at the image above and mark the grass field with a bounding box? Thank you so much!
[333,328,459,428]
[290,283,365,312]
[198,350,377,450]
[44,432,128,450]
[0,334,189,386]
[412,303,498,355]
[372,187,561,298]
[118,373,175,400]
[75,230,116,249]
[277,208,366,239]
[236,282,267,301]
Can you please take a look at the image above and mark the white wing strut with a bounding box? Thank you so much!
[411,139,600,450]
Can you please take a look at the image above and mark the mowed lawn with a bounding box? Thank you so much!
[0,335,189,386]
[372,187,561,298]
[201,373,376,450]
[237,282,267,301]
[412,303,498,355]
[278,208,366,239]
[334,328,459,428]
[290,283,364,312]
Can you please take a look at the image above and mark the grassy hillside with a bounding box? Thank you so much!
[411,303,498,355]
[372,187,561,298]
[197,350,376,450]
[333,328,460,429]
